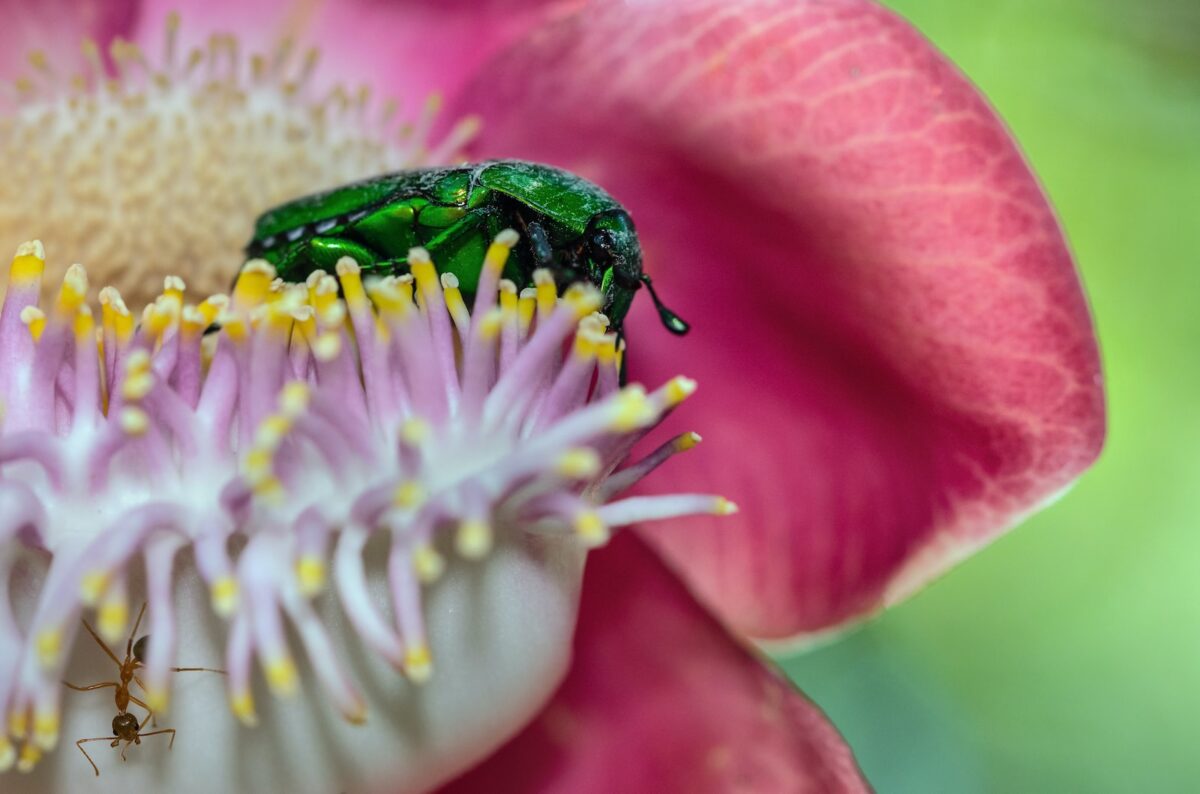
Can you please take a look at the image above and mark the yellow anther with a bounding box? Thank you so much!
[573,330,599,359]
[252,475,285,503]
[55,264,88,316]
[254,414,292,448]
[408,248,439,294]
[124,348,151,375]
[79,570,111,605]
[163,275,186,303]
[499,280,518,316]
[9,708,28,738]
[393,481,426,510]
[210,575,240,617]
[663,375,698,407]
[181,306,207,337]
[244,448,273,478]
[198,295,227,326]
[336,257,368,308]
[16,741,40,774]
[563,283,602,319]
[596,334,618,365]
[233,260,276,309]
[342,699,368,726]
[120,407,149,436]
[36,628,61,668]
[556,448,601,479]
[295,556,326,597]
[534,269,557,318]
[575,511,610,548]
[313,332,342,361]
[19,307,45,342]
[484,229,519,276]
[265,656,299,696]
[145,686,169,715]
[442,273,469,326]
[478,308,505,341]
[73,306,95,340]
[33,711,58,751]
[675,431,703,452]
[98,599,129,643]
[413,544,446,584]
[10,240,45,285]
[0,736,15,773]
[367,279,410,317]
[279,381,311,417]
[400,417,431,447]
[221,314,249,343]
[121,372,154,401]
[713,497,740,515]
[310,274,339,317]
[455,520,493,560]
[403,644,433,684]
[611,387,654,432]
[229,690,258,727]
[518,288,537,332]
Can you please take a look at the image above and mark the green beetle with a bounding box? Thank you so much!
[245,160,688,336]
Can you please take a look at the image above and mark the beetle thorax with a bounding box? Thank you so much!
[0,14,477,305]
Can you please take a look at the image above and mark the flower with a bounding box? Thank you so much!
[0,1,1105,793]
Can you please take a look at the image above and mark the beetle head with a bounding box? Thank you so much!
[585,210,642,328]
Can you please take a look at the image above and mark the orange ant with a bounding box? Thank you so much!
[65,603,225,776]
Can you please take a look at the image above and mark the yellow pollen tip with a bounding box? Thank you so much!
[32,712,58,751]
[73,306,95,340]
[336,257,368,307]
[403,645,433,684]
[16,742,40,774]
[611,387,655,432]
[664,376,699,407]
[518,289,536,331]
[312,332,342,361]
[0,737,15,773]
[145,687,169,715]
[393,481,426,510]
[98,600,129,642]
[478,308,505,340]
[295,556,326,596]
[120,407,149,436]
[265,656,299,696]
[675,431,703,452]
[556,448,601,479]
[233,260,276,309]
[400,417,431,447]
[35,628,61,668]
[210,576,240,617]
[10,240,45,285]
[574,511,610,548]
[413,544,446,584]
[342,700,369,726]
[563,283,602,318]
[55,264,88,315]
[79,570,111,605]
[279,381,311,416]
[230,691,258,727]
[9,709,28,739]
[121,371,155,401]
[19,307,45,342]
[573,330,599,359]
[455,520,493,560]
[713,497,740,515]
[484,230,519,274]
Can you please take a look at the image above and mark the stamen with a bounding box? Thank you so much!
[0,15,475,304]
[0,234,732,773]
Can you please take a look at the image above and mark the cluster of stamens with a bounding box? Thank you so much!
[0,12,479,302]
[0,233,733,773]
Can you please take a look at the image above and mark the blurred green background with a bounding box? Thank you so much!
[779,1,1200,791]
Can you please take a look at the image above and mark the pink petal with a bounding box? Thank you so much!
[130,0,564,102]
[448,0,1105,638]
[437,533,868,793]
[0,0,137,82]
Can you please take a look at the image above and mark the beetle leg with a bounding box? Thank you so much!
[640,274,691,335]
[526,221,554,267]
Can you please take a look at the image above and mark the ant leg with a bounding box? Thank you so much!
[140,728,177,751]
[171,666,227,675]
[127,693,157,727]
[126,602,148,659]
[78,619,123,668]
[63,680,118,693]
[75,737,111,776]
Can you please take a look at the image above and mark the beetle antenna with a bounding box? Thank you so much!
[639,275,690,335]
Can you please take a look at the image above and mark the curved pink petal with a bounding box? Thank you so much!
[437,533,868,793]
[448,0,1105,638]
[129,0,565,101]
[0,0,137,82]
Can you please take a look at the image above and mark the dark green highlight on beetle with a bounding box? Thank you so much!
[244,160,689,335]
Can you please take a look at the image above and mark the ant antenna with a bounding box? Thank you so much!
[640,274,690,335]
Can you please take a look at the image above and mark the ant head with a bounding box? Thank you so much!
[132,635,149,663]
[112,712,139,739]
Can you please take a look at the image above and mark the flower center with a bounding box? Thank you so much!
[0,13,478,304]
